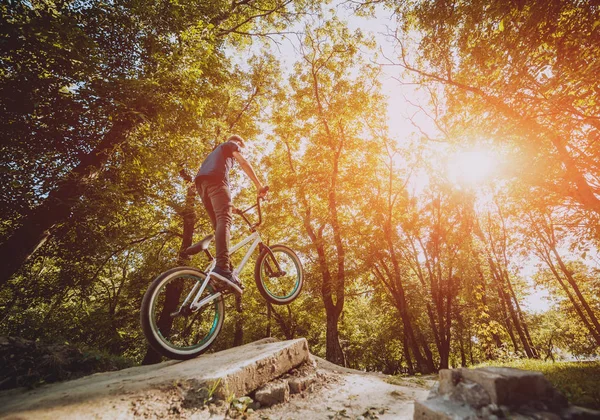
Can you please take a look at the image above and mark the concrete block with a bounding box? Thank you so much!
[559,405,600,419]
[533,412,562,420]
[418,367,600,420]
[438,369,462,395]
[414,396,479,420]
[427,382,440,399]
[459,367,511,405]
[288,374,316,394]
[451,381,491,408]
[481,367,550,405]
[460,367,553,407]
[254,380,289,407]
[0,338,310,419]
[213,338,309,399]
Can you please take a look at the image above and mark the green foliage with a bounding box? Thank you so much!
[0,336,133,389]
[1,0,599,395]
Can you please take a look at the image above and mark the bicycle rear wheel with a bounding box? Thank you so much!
[140,267,224,360]
[254,244,303,305]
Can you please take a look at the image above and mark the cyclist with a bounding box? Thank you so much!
[194,135,268,294]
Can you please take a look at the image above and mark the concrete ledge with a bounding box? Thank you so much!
[414,397,478,420]
[417,367,600,420]
[212,338,309,399]
[0,338,310,419]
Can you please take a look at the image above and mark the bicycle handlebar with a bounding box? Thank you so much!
[232,186,269,231]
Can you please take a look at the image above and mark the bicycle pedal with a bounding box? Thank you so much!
[212,285,228,293]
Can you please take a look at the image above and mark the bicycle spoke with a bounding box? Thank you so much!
[255,245,303,304]
[145,271,224,355]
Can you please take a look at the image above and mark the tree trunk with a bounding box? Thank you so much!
[438,340,451,369]
[502,268,538,358]
[499,290,520,353]
[266,302,272,337]
[438,276,453,369]
[301,205,345,365]
[325,305,345,366]
[551,247,600,338]
[489,259,535,357]
[474,262,503,356]
[383,233,433,373]
[0,120,136,287]
[233,295,244,346]
[457,315,467,367]
[417,330,437,372]
[543,253,600,345]
[394,297,432,373]
[142,174,196,365]
[403,335,415,375]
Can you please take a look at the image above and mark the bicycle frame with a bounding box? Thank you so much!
[181,231,263,312]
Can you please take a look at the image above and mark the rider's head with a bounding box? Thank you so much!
[227,135,246,149]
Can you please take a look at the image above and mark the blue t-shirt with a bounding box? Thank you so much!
[195,141,241,186]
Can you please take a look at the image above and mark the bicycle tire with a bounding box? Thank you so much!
[254,244,303,305]
[140,266,224,360]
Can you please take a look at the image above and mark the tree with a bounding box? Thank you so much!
[524,208,600,346]
[268,16,385,365]
[364,141,436,373]
[0,0,299,287]
[388,0,600,216]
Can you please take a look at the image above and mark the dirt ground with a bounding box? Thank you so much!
[0,350,434,420]
[191,356,434,420]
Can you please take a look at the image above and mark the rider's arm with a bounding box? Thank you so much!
[232,151,267,197]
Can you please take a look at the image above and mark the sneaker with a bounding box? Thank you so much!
[210,267,244,295]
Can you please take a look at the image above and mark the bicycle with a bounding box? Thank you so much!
[140,195,303,360]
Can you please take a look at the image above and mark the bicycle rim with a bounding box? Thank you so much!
[258,248,302,301]
[148,272,223,356]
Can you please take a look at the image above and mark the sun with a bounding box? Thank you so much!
[447,149,498,187]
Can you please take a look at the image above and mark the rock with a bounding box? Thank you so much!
[559,405,600,420]
[427,382,440,399]
[414,397,479,420]
[545,386,569,411]
[254,380,290,407]
[288,373,317,394]
[214,338,309,399]
[531,411,561,420]
[459,367,551,406]
[438,369,462,395]
[415,367,600,420]
[451,381,491,408]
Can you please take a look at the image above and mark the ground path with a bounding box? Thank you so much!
[0,339,433,419]
[260,357,432,420]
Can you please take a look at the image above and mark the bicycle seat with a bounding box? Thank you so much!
[181,234,214,256]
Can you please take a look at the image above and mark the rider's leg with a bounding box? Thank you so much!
[197,179,217,230]
[204,182,233,273]
[196,179,242,294]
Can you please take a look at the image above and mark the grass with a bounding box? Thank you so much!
[474,359,600,410]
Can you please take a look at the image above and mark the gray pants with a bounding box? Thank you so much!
[196,178,233,273]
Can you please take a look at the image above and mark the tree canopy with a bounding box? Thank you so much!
[1,0,599,376]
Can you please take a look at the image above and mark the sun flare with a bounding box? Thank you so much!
[447,149,498,187]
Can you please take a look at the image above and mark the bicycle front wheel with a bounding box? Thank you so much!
[254,245,303,305]
[140,267,224,360]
